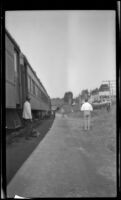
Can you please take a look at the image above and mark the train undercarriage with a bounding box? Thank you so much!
[6,109,51,131]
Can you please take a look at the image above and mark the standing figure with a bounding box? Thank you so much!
[22,96,33,139]
[81,98,93,130]
[106,99,111,112]
[61,107,65,118]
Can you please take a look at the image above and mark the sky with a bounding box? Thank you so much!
[5,10,116,98]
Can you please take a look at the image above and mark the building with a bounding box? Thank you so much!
[99,84,111,101]
[89,88,100,103]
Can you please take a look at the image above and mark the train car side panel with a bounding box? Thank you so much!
[6,32,22,128]
[20,57,28,106]
[27,65,45,110]
[6,82,15,108]
[14,49,21,106]
[5,34,16,108]
[27,64,51,112]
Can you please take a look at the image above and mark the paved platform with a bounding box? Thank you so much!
[7,113,116,198]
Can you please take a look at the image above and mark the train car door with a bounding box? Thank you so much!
[21,61,27,105]
[14,49,20,106]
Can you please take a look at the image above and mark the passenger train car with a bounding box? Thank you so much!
[5,29,51,129]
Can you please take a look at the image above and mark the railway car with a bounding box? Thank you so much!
[5,29,51,129]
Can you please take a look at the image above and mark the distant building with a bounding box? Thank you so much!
[90,88,100,103]
[99,84,111,101]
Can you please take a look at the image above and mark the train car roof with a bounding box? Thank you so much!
[5,29,20,51]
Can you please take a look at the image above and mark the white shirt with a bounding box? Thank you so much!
[22,101,32,119]
[81,102,93,111]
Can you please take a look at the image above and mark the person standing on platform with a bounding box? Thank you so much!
[61,107,65,118]
[22,96,33,139]
[80,98,93,130]
[106,99,112,112]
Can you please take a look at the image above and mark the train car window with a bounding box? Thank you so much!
[41,91,47,103]
[29,78,31,93]
[14,49,19,74]
[30,78,33,94]
[35,85,38,96]
[33,80,35,95]
[37,86,39,96]
[38,89,41,98]
[27,76,31,93]
[34,83,36,96]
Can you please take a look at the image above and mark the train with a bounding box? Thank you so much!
[5,29,51,129]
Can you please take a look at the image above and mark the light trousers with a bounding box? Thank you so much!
[83,111,91,130]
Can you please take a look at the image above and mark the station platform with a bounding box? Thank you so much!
[7,113,116,198]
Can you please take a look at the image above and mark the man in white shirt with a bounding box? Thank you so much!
[22,96,32,139]
[81,98,93,130]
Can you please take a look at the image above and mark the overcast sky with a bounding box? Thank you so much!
[5,10,116,98]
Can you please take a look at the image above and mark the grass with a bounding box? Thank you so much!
[66,104,116,183]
